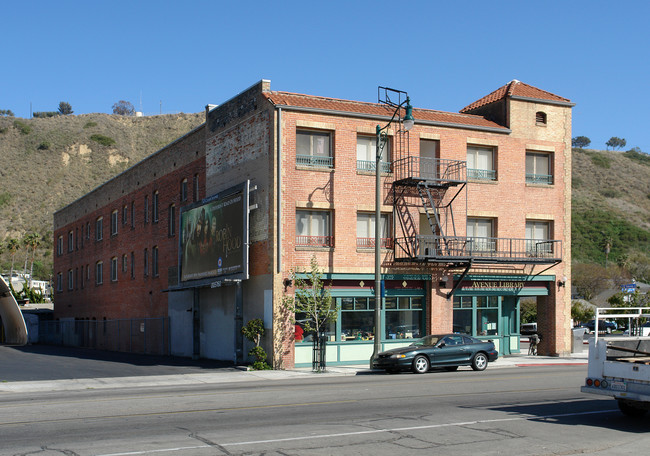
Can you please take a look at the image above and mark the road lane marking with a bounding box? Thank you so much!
[96,408,619,455]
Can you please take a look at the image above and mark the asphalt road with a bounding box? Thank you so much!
[2,361,649,455]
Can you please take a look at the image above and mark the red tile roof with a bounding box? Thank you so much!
[460,80,572,112]
[263,91,508,131]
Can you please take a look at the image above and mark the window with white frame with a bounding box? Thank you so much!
[168,204,176,236]
[152,246,159,277]
[525,220,552,256]
[122,205,128,225]
[181,178,188,202]
[356,135,391,173]
[143,248,149,277]
[110,257,118,282]
[111,210,118,236]
[526,151,553,185]
[356,212,391,248]
[296,130,333,168]
[467,218,495,252]
[467,145,496,181]
[153,191,159,223]
[95,261,103,285]
[57,272,62,292]
[131,251,135,279]
[122,254,128,273]
[86,222,90,239]
[144,195,149,224]
[68,231,74,252]
[96,217,103,241]
[296,210,332,247]
[68,269,73,291]
[57,236,63,256]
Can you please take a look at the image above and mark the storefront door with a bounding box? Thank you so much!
[500,297,518,355]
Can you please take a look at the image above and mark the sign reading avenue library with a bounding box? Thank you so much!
[460,280,526,292]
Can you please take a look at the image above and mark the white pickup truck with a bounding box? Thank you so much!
[581,307,650,417]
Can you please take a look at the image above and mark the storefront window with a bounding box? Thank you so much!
[453,296,499,336]
[385,296,423,339]
[341,297,374,341]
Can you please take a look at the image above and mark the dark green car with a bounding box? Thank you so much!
[373,334,499,374]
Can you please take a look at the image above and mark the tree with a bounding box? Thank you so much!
[282,256,338,371]
[6,238,20,280]
[112,100,135,116]
[58,101,73,115]
[572,136,591,149]
[22,233,40,284]
[0,109,14,117]
[571,301,595,324]
[241,318,271,370]
[572,263,613,301]
[606,137,626,150]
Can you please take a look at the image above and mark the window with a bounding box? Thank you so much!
[181,178,188,202]
[75,268,78,289]
[122,205,128,225]
[68,269,73,291]
[110,257,118,282]
[526,151,553,185]
[131,251,135,279]
[168,204,176,236]
[95,261,103,285]
[467,218,495,252]
[152,246,159,277]
[536,111,547,125]
[356,212,391,248]
[57,236,63,256]
[75,228,79,250]
[419,139,440,179]
[453,296,499,336]
[384,296,424,340]
[144,195,149,223]
[357,135,390,173]
[526,220,552,256]
[95,217,103,241]
[467,145,496,181]
[86,264,91,281]
[68,231,74,252]
[57,273,62,292]
[153,191,159,223]
[143,248,149,277]
[79,226,83,249]
[193,174,199,202]
[296,210,332,247]
[86,222,91,240]
[122,254,128,273]
[111,210,118,236]
[131,201,136,228]
[81,266,85,289]
[296,130,333,168]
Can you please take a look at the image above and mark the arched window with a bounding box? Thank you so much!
[536,111,547,125]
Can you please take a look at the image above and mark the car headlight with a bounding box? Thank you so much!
[391,353,407,359]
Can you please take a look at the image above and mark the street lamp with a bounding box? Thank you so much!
[370,89,414,368]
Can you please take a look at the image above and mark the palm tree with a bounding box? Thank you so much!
[23,233,40,287]
[6,238,20,281]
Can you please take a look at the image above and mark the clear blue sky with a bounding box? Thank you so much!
[2,1,649,152]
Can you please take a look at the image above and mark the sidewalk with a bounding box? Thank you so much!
[0,351,587,394]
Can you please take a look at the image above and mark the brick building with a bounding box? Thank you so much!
[53,79,573,367]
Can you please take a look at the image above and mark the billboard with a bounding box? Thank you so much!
[179,181,249,283]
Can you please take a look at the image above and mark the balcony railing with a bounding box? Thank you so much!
[526,173,553,185]
[393,156,466,183]
[467,168,496,181]
[394,235,562,264]
[296,154,334,169]
[356,237,393,249]
[296,235,334,248]
[356,160,392,173]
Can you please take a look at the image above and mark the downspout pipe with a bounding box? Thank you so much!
[277,107,282,274]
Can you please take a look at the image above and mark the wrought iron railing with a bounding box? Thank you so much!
[356,159,392,173]
[526,173,553,185]
[356,237,393,249]
[393,156,466,183]
[296,235,334,248]
[394,235,562,263]
[467,168,496,181]
[296,154,334,169]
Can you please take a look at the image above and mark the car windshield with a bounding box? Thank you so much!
[412,335,440,347]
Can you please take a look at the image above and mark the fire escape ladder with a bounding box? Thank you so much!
[393,186,417,259]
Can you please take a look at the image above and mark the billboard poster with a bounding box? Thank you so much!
[180,183,248,282]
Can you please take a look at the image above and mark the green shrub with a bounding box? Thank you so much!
[90,134,116,146]
[624,150,650,166]
[13,120,32,135]
[590,153,611,169]
[599,188,621,198]
[0,191,11,207]
[83,121,98,129]
[33,111,59,118]
[0,127,7,134]
[37,141,51,150]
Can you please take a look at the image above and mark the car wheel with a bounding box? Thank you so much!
[618,400,648,418]
[471,352,488,371]
[412,355,430,374]
[444,366,459,372]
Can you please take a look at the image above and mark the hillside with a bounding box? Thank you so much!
[0,112,204,278]
[0,113,649,281]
